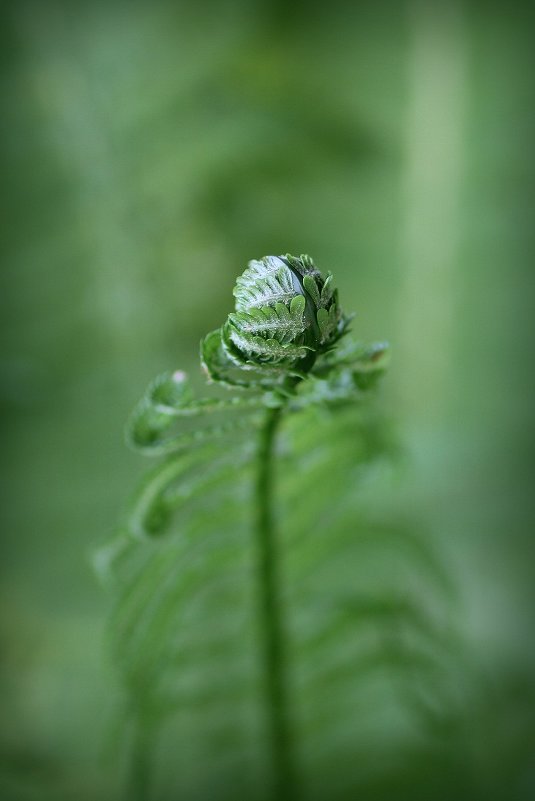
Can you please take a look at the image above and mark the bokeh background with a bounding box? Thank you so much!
[1,0,534,799]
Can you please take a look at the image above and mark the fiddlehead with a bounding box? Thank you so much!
[201,254,358,390]
[124,254,387,473]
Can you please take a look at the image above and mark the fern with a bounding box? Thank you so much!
[99,254,454,801]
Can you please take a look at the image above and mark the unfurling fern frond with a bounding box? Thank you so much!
[201,254,360,388]
[99,254,457,801]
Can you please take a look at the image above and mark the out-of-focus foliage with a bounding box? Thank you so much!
[104,379,457,801]
[1,1,534,800]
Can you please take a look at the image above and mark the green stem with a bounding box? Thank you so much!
[256,406,297,801]
[126,711,152,801]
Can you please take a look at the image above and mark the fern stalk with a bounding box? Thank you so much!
[256,405,296,800]
[126,710,153,801]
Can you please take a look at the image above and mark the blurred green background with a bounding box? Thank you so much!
[1,0,534,799]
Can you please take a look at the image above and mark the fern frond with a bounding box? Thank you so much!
[101,254,460,801]
[228,301,307,344]
[234,256,297,310]
[225,325,310,365]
